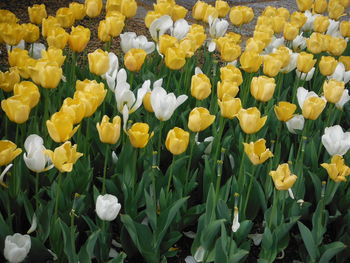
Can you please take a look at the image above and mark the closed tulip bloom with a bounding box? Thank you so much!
[165,127,190,155]
[274,101,297,122]
[98,20,111,42]
[306,33,324,54]
[165,47,186,70]
[96,194,121,221]
[218,41,241,62]
[46,111,80,143]
[159,34,177,55]
[143,92,154,112]
[322,125,350,156]
[323,79,345,103]
[22,23,40,43]
[250,76,276,102]
[243,139,273,165]
[272,16,286,34]
[1,23,23,46]
[240,51,262,73]
[237,107,267,134]
[340,21,350,37]
[192,1,208,20]
[120,0,137,18]
[124,48,147,72]
[283,22,298,41]
[220,65,243,85]
[39,62,63,89]
[13,81,40,109]
[69,26,91,53]
[69,2,86,20]
[88,49,110,75]
[3,233,31,263]
[187,24,206,50]
[328,1,344,20]
[28,4,47,25]
[191,73,211,100]
[270,163,297,190]
[171,5,187,21]
[245,38,264,53]
[313,0,327,13]
[313,16,329,33]
[0,68,20,93]
[203,5,218,23]
[297,87,326,120]
[321,155,350,182]
[1,96,31,124]
[41,16,60,38]
[0,140,22,166]
[273,46,291,69]
[296,0,313,11]
[46,27,69,49]
[85,0,102,18]
[217,81,239,100]
[263,55,282,77]
[106,0,122,12]
[105,15,124,37]
[328,37,347,56]
[56,7,75,28]
[218,94,242,119]
[339,56,350,71]
[290,11,307,28]
[75,79,107,112]
[60,97,86,124]
[41,47,66,67]
[215,0,230,17]
[319,56,338,76]
[96,115,121,144]
[45,141,83,173]
[0,10,18,24]
[128,123,153,148]
[74,91,100,117]
[188,107,215,132]
[297,52,316,73]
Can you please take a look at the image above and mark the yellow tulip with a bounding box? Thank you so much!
[296,0,313,11]
[188,107,215,132]
[220,65,243,85]
[328,1,344,20]
[306,33,324,54]
[0,68,20,93]
[124,48,147,72]
[229,6,254,26]
[69,2,86,20]
[1,96,31,124]
[171,4,188,21]
[297,52,316,73]
[60,97,86,124]
[88,49,110,75]
[263,55,282,77]
[46,27,69,49]
[98,20,111,42]
[290,11,307,28]
[274,101,297,122]
[203,5,218,23]
[85,0,102,18]
[243,139,273,165]
[245,38,265,53]
[41,47,66,67]
[328,37,347,56]
[69,26,91,53]
[120,0,137,18]
[154,2,172,15]
[45,141,83,173]
[41,16,60,38]
[46,111,80,143]
[28,4,47,25]
[143,92,154,112]
[1,23,23,46]
[216,39,241,62]
[250,76,276,102]
[96,115,122,144]
[302,96,326,120]
[22,23,40,43]
[339,56,350,71]
[272,16,286,34]
[319,56,338,76]
[165,127,190,155]
[13,81,40,109]
[277,7,290,20]
[145,11,162,28]
[159,34,178,55]
[323,79,345,103]
[321,155,350,182]
[179,38,196,58]
[56,7,75,28]
[218,94,242,119]
[283,22,298,41]
[240,51,262,73]
[262,6,277,17]
[128,123,154,148]
[313,0,327,14]
[191,73,211,100]
[165,47,186,70]
[192,1,208,20]
[0,10,18,24]
[313,15,330,33]
[105,15,125,37]
[35,61,63,89]
[215,0,230,17]
[270,163,297,190]
[217,81,239,100]
[106,0,121,12]
[253,27,273,46]
[237,107,267,134]
[272,46,291,69]
[187,24,206,50]
[0,140,22,167]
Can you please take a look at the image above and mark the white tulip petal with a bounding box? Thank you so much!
[27,213,37,234]
[336,89,350,109]
[172,19,189,40]
[150,15,173,42]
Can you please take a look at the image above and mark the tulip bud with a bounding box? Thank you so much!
[105,15,125,38]
[313,15,329,33]
[215,0,230,17]
[120,0,138,18]
[142,92,154,112]
[272,16,286,34]
[243,139,273,165]
[1,23,24,46]
[85,0,102,18]
[88,49,110,75]
[283,22,298,41]
[0,68,20,93]
[218,94,242,119]
[302,96,327,120]
[69,26,91,53]
[4,233,31,263]
[46,27,69,49]
[274,101,297,122]
[297,52,316,73]
[128,123,154,148]
[290,11,307,28]
[0,140,22,166]
[323,79,345,103]
[124,48,147,72]
[192,1,208,20]
[0,10,18,24]
[56,7,75,28]
[328,37,347,56]
[69,2,86,21]
[191,73,211,100]
[217,39,241,62]
[171,5,188,21]
[217,81,239,100]
[165,127,190,155]
[263,55,282,77]
[270,163,297,190]
[95,194,121,221]
[188,107,215,132]
[28,4,47,25]
[41,16,60,38]
[240,51,262,73]
[313,0,327,14]
[328,1,344,20]
[220,65,243,85]
[2,96,30,124]
[22,23,40,43]
[46,111,80,143]
[96,115,121,144]
[296,0,313,11]
[250,76,276,102]
[98,20,111,42]
[237,107,267,134]
[306,33,324,54]
[13,81,40,109]
[165,47,186,70]
[319,56,338,76]
[106,0,122,12]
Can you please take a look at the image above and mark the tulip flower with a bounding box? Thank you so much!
[321,125,350,156]
[323,79,345,103]
[1,96,31,124]
[274,101,297,122]
[22,23,40,43]
[286,115,305,134]
[28,4,47,25]
[270,163,297,190]
[229,6,254,26]
[297,87,326,120]
[4,233,31,263]
[191,67,211,100]
[30,61,63,89]
[313,16,330,33]
[165,46,186,70]
[0,140,22,167]
[56,7,75,28]
[262,55,282,78]
[95,194,121,221]
[165,127,190,155]
[69,2,86,20]
[23,135,53,173]
[292,34,306,51]
[217,81,239,100]
[149,15,173,42]
[104,15,124,38]
[237,107,267,134]
[46,27,69,50]
[128,123,154,148]
[243,139,273,165]
[319,56,338,76]
[150,86,188,121]
[143,92,154,112]
[0,68,20,93]
[171,4,188,21]
[120,0,137,18]
[218,94,242,119]
[328,1,345,20]
[220,65,243,85]
[85,0,102,18]
[41,47,66,67]
[145,11,162,28]
[328,63,350,84]
[60,97,86,124]
[313,0,327,14]
[46,111,80,143]
[1,23,24,47]
[321,155,350,182]
[188,107,215,132]
[120,32,155,54]
[68,26,91,53]
[250,76,276,102]
[207,16,228,51]
[336,89,350,109]
[192,1,208,20]
[41,16,60,38]
[159,34,178,55]
[88,49,110,76]
[215,0,230,17]
[240,51,262,73]
[96,115,121,144]
[0,10,18,24]
[124,48,147,72]
[98,20,111,42]
[45,141,83,173]
[297,52,316,73]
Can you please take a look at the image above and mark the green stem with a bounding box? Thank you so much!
[157,122,164,164]
[215,148,225,203]
[167,155,176,192]
[102,144,110,194]
[186,132,196,183]
[213,117,225,165]
[54,172,62,218]
[242,165,257,219]
[35,172,39,211]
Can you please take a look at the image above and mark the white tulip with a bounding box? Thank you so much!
[4,233,31,263]
[286,115,305,134]
[292,34,306,51]
[194,246,205,262]
[296,67,315,81]
[280,52,297,73]
[6,40,25,52]
[321,125,350,156]
[171,19,190,40]
[231,207,240,232]
[103,52,119,92]
[95,194,121,221]
[336,89,350,109]
[29,43,46,59]
[301,11,316,32]
[328,62,350,84]
[263,36,284,54]
[207,16,228,52]
[149,15,173,42]
[150,86,188,121]
[23,134,53,173]
[185,256,197,263]
[120,32,155,54]
[326,19,340,37]
[297,87,321,109]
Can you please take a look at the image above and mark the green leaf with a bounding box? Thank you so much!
[58,219,78,263]
[106,252,127,263]
[297,221,319,261]
[144,190,157,232]
[319,242,346,263]
[78,230,101,263]
[200,219,226,250]
[205,184,216,224]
